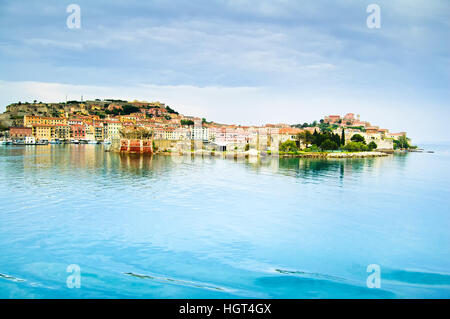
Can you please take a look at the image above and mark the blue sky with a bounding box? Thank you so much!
[0,0,449,142]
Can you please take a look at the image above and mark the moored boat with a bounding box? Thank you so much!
[1,139,12,145]
[50,139,62,144]
[36,139,49,145]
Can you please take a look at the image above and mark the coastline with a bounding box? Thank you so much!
[153,150,391,159]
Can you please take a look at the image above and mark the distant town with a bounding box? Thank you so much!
[0,99,413,154]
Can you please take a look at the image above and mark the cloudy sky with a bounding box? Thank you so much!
[0,0,448,142]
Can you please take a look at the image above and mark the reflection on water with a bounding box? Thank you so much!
[3,144,398,181]
[0,144,449,298]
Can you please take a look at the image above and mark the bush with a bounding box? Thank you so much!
[304,144,320,152]
[367,141,377,150]
[343,141,369,152]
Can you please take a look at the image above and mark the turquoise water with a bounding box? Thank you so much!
[0,144,449,298]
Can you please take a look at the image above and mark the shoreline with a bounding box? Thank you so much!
[153,150,391,159]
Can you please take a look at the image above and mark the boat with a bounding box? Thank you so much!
[103,139,112,145]
[36,139,49,145]
[87,140,98,144]
[50,139,62,144]
[1,138,13,145]
[70,139,80,144]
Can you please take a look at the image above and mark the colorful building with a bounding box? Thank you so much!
[24,115,67,127]
[9,127,32,140]
[53,125,70,140]
[70,125,86,140]
[31,125,53,141]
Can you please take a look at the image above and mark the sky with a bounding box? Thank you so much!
[0,0,448,143]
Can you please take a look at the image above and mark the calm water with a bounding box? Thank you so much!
[0,144,449,298]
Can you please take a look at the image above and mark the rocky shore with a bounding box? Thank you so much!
[326,151,389,158]
[155,150,390,159]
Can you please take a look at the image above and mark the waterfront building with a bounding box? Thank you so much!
[9,127,32,140]
[192,125,209,141]
[52,124,70,140]
[70,125,86,140]
[94,125,104,141]
[31,125,53,141]
[103,120,122,140]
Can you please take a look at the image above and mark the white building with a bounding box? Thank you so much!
[191,125,209,141]
[103,120,122,140]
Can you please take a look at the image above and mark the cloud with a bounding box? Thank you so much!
[0,80,448,143]
[0,1,448,142]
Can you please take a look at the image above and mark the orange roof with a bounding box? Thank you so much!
[279,127,303,134]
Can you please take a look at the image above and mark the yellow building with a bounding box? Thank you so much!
[31,125,53,141]
[119,115,137,124]
[24,115,68,127]
[53,125,70,140]
[94,125,104,141]
[85,124,95,141]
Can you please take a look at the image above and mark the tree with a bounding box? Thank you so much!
[350,134,365,144]
[181,120,194,126]
[280,140,299,152]
[318,122,330,132]
[166,105,179,114]
[341,129,345,145]
[296,131,313,148]
[395,135,410,149]
[367,141,377,150]
[320,139,338,150]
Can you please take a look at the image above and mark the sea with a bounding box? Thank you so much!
[0,144,449,298]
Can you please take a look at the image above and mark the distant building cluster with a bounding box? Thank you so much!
[5,100,407,151]
[323,113,407,149]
